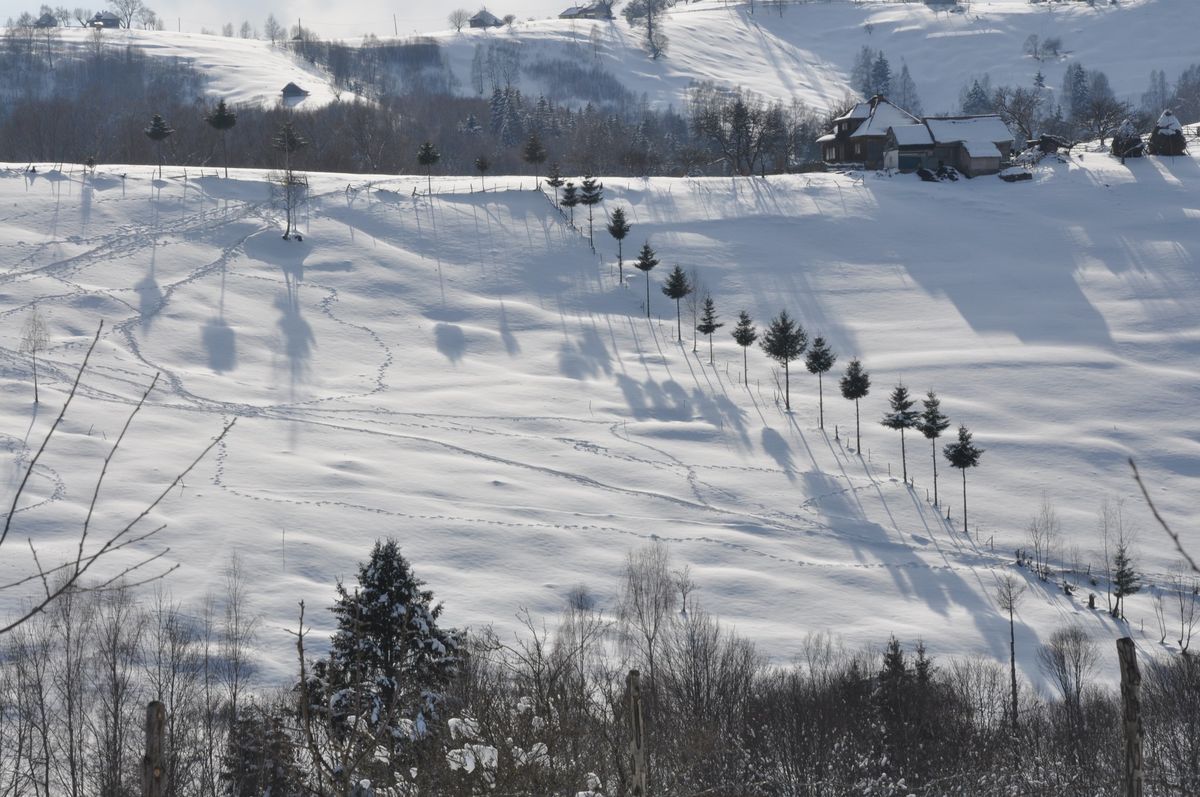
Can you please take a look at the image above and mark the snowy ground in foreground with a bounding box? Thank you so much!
[0,148,1197,688]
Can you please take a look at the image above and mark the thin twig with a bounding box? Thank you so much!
[1130,458,1198,575]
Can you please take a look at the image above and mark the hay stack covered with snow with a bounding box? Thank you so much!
[1110,119,1144,159]
[1148,110,1186,156]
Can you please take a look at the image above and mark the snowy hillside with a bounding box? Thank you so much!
[427,0,1195,114]
[1,144,1197,686]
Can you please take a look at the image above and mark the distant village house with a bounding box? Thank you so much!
[469,9,504,28]
[90,11,121,28]
[34,12,58,28]
[559,2,614,20]
[818,95,1015,177]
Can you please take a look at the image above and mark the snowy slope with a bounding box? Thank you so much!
[1,146,1197,687]
[428,0,1195,114]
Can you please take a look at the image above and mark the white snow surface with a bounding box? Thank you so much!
[1,149,1198,688]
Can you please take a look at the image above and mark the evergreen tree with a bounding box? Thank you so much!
[546,162,564,207]
[489,88,507,135]
[204,99,237,179]
[312,539,461,787]
[144,113,174,179]
[1034,69,1046,90]
[894,62,922,116]
[851,46,877,97]
[961,79,993,115]
[804,336,836,430]
[871,53,893,97]
[696,294,723,364]
[606,207,632,283]
[661,265,692,342]
[417,141,440,196]
[633,242,659,319]
[918,390,951,505]
[1112,545,1141,620]
[474,154,491,191]
[759,310,807,412]
[561,181,580,226]
[839,359,871,453]
[731,310,757,387]
[219,703,303,797]
[881,384,920,484]
[579,173,604,247]
[522,130,547,184]
[944,425,984,533]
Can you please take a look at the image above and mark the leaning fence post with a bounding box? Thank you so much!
[143,701,167,797]
[626,669,647,796]
[1117,637,1143,797]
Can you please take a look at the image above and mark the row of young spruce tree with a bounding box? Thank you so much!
[3,538,1198,796]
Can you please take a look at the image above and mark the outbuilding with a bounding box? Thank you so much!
[469,9,504,28]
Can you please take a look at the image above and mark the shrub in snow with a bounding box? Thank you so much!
[1148,110,1187,156]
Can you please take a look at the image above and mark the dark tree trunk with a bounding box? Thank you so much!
[855,398,861,452]
[931,437,939,504]
[817,372,824,429]
[1009,609,1019,732]
[783,361,790,410]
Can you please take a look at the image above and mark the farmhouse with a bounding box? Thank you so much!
[34,12,57,27]
[559,2,614,19]
[470,10,504,28]
[282,82,310,99]
[816,96,921,170]
[90,11,121,28]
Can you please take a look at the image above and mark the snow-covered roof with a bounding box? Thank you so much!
[834,102,872,122]
[924,115,1013,147]
[1156,110,1183,135]
[962,141,1002,159]
[849,98,922,139]
[816,133,836,143]
[888,124,933,147]
[471,10,503,24]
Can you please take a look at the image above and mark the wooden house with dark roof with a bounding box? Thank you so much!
[817,96,921,169]
[470,9,504,28]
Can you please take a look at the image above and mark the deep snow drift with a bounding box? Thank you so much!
[0,148,1197,686]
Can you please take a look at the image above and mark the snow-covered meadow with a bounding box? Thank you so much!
[1,143,1197,686]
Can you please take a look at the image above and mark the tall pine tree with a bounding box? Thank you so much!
[804,336,836,430]
[881,383,919,484]
[661,265,692,342]
[760,310,807,411]
[918,391,951,505]
[696,294,723,364]
[840,359,871,453]
[579,174,604,247]
[633,242,659,319]
[944,425,984,533]
[731,311,757,387]
[606,207,632,283]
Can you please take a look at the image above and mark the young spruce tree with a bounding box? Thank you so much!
[696,294,723,364]
[579,174,604,247]
[561,181,579,226]
[417,141,440,195]
[1112,545,1141,620]
[731,310,757,386]
[918,390,951,505]
[839,359,871,453]
[546,162,564,207]
[204,99,237,179]
[881,383,920,484]
[522,130,547,185]
[607,207,632,283]
[144,113,174,179]
[804,336,836,430]
[760,310,807,411]
[661,265,692,342]
[633,242,660,319]
[944,425,984,533]
[474,154,491,191]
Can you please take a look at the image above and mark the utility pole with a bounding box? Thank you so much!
[142,702,166,797]
[626,670,646,796]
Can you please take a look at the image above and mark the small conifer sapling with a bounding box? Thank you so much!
[607,207,632,283]
[546,162,564,207]
[759,311,807,411]
[561,181,580,226]
[944,424,984,533]
[633,242,660,319]
[661,265,692,342]
[881,383,919,484]
[731,311,757,386]
[474,154,491,191]
[696,295,723,364]
[204,99,237,179]
[804,336,836,429]
[839,359,871,453]
[522,130,547,185]
[918,390,951,505]
[144,113,175,179]
[579,174,604,247]
[417,141,440,196]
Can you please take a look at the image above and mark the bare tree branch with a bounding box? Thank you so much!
[1130,458,1198,575]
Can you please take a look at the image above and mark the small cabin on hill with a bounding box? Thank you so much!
[282,82,310,100]
[34,12,58,28]
[470,10,504,28]
[90,11,120,28]
[560,2,613,19]
[816,95,921,169]
[1148,110,1187,156]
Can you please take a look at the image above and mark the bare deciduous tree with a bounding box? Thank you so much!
[19,304,49,405]
[448,9,470,32]
[1037,624,1097,717]
[995,573,1026,731]
[1026,492,1060,580]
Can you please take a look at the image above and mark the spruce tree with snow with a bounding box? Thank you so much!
[606,207,632,283]
[522,130,547,185]
[417,140,440,195]
[561,181,580,226]
[579,174,604,247]
[760,310,807,412]
[204,99,237,179]
[144,113,174,179]
[871,53,892,97]
[633,242,660,319]
[696,294,723,364]
[918,390,951,505]
[661,265,692,342]
[546,162,564,207]
[731,310,757,386]
[804,336,836,429]
[308,538,461,788]
[474,154,491,191]
[839,359,871,453]
[881,384,919,484]
[944,425,984,533]
[1112,544,1141,620]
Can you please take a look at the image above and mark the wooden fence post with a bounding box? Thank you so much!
[143,701,167,797]
[1116,637,1143,797]
[626,669,647,797]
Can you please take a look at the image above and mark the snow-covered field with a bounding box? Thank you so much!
[1,144,1197,687]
